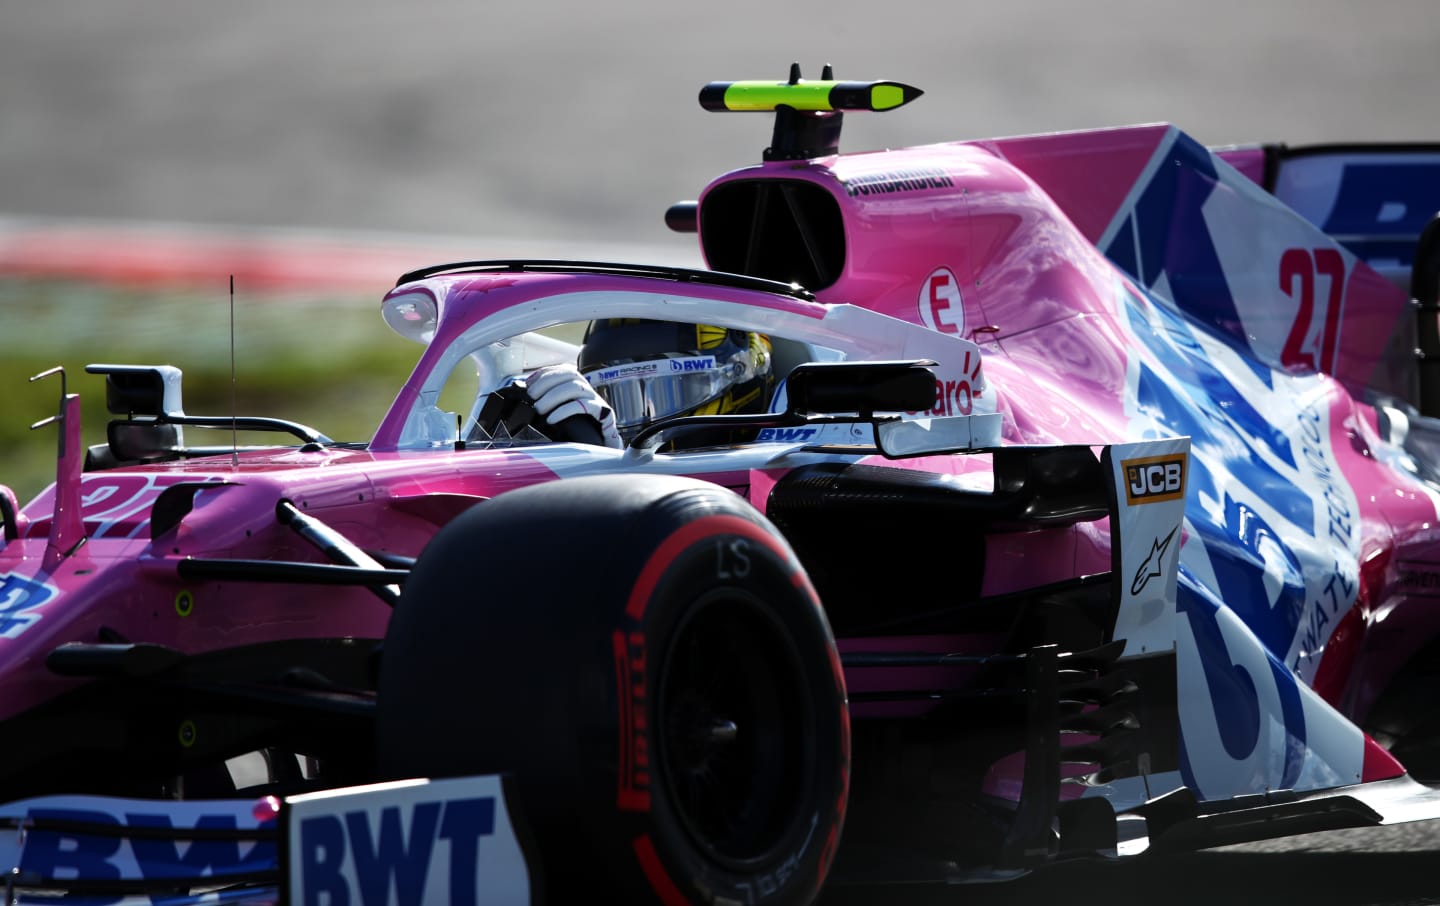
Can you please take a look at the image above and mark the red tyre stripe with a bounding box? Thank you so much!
[632,833,691,906]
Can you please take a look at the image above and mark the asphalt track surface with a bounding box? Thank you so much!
[5,2,1440,903]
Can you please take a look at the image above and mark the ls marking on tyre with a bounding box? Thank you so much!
[625,514,808,621]
[716,537,752,579]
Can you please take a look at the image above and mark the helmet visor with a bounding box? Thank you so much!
[584,354,738,435]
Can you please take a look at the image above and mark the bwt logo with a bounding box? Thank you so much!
[299,797,496,906]
[18,807,275,902]
[593,363,656,383]
[1123,454,1187,505]
[669,357,716,373]
[757,427,819,443]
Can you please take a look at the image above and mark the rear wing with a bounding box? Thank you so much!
[1234,144,1440,415]
[1216,142,1440,298]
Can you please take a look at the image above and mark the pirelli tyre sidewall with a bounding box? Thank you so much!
[377,474,850,906]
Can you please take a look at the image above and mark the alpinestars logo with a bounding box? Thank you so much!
[1131,527,1178,596]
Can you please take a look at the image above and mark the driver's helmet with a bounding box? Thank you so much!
[578,319,774,442]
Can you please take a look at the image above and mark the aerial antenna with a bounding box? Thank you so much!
[230,274,239,468]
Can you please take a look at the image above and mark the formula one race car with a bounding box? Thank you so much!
[2,64,1440,904]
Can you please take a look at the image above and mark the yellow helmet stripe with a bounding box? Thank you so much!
[696,324,728,350]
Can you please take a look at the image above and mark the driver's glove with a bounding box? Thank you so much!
[526,364,624,449]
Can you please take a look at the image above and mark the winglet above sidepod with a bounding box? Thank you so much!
[698,62,923,161]
[698,77,923,113]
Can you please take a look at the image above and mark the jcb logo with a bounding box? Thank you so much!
[1123,454,1186,505]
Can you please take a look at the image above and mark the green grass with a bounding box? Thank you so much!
[0,279,423,504]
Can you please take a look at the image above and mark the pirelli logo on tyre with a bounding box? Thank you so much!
[1122,453,1187,505]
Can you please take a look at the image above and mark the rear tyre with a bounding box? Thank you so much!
[377,474,849,905]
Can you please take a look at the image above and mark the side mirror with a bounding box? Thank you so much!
[783,360,937,417]
[85,364,185,418]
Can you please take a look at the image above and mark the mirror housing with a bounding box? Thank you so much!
[783,360,938,416]
[85,364,185,418]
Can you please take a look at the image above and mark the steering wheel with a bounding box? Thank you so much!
[546,412,607,446]
[474,381,607,446]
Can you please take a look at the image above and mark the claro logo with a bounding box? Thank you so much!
[1122,454,1187,505]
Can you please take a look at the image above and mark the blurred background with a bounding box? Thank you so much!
[2,0,1436,499]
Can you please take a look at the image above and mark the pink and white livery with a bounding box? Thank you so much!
[2,64,1440,904]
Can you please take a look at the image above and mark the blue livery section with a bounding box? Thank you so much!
[1098,127,1418,403]
[1103,132,1245,349]
[0,572,56,637]
[1087,126,1388,797]
[1111,259,1369,797]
